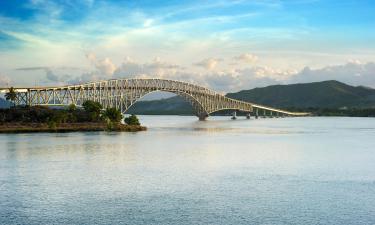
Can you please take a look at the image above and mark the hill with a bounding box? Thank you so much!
[127,96,194,115]
[0,98,11,108]
[226,80,375,108]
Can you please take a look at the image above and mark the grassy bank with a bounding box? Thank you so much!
[0,122,146,133]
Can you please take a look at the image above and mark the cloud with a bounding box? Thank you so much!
[86,53,116,76]
[289,61,375,87]
[15,66,73,83]
[113,57,182,79]
[233,53,258,64]
[0,75,11,87]
[13,55,375,94]
[194,58,222,70]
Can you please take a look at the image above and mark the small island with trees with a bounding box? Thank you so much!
[0,96,146,133]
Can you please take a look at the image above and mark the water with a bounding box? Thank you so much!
[1,116,375,225]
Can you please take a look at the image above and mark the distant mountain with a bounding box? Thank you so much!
[226,80,375,108]
[129,80,375,114]
[0,98,11,108]
[127,96,194,115]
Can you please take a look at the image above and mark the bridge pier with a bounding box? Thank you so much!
[198,114,208,121]
[262,109,266,118]
[255,108,259,119]
[231,111,237,120]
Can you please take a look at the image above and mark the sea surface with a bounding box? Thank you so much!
[1,116,375,225]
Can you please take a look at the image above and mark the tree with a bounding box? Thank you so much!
[68,104,77,112]
[103,107,123,123]
[124,114,140,125]
[82,100,102,113]
[82,100,103,122]
[5,87,17,107]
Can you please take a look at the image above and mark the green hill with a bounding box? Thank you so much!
[127,96,194,115]
[226,80,375,108]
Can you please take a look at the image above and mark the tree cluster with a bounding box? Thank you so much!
[0,100,141,126]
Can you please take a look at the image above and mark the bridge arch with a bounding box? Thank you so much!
[2,78,310,119]
[122,89,209,120]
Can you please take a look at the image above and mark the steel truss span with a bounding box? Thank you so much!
[1,78,309,120]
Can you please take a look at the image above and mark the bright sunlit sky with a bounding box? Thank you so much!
[0,0,374,92]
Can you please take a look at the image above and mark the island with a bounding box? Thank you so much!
[0,100,146,133]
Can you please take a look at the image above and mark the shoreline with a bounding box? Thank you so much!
[0,122,147,133]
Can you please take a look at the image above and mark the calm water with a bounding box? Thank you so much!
[1,116,375,225]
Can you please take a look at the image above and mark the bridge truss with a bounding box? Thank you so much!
[1,78,309,120]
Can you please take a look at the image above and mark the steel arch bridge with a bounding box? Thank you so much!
[0,78,309,120]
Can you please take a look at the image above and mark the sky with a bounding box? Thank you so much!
[0,0,374,92]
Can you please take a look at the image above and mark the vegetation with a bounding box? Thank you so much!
[82,100,103,122]
[103,107,123,123]
[124,114,140,125]
[4,87,17,107]
[0,101,146,133]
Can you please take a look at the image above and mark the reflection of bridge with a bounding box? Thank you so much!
[0,78,309,120]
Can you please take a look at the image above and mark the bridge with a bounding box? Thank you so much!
[0,78,309,120]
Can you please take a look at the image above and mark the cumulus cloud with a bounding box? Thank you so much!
[86,53,116,76]
[113,57,182,79]
[194,58,222,70]
[233,53,258,64]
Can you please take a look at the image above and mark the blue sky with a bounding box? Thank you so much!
[0,0,374,91]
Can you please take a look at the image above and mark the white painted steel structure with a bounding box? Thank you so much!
[0,78,309,120]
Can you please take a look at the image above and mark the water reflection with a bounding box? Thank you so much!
[1,116,375,224]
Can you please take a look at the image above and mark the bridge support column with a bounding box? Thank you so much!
[270,111,273,118]
[255,108,259,119]
[231,111,237,120]
[246,113,251,119]
[198,114,208,121]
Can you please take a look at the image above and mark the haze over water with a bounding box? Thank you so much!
[1,116,375,225]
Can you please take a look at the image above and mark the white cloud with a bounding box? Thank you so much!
[290,62,375,87]
[86,53,116,76]
[194,58,222,70]
[113,57,182,79]
[233,53,258,64]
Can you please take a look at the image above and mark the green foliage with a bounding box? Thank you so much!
[5,87,17,106]
[82,100,102,113]
[103,107,123,123]
[82,100,103,122]
[68,104,77,112]
[124,114,140,125]
[47,120,57,129]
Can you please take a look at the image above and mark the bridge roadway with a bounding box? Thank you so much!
[0,78,309,120]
